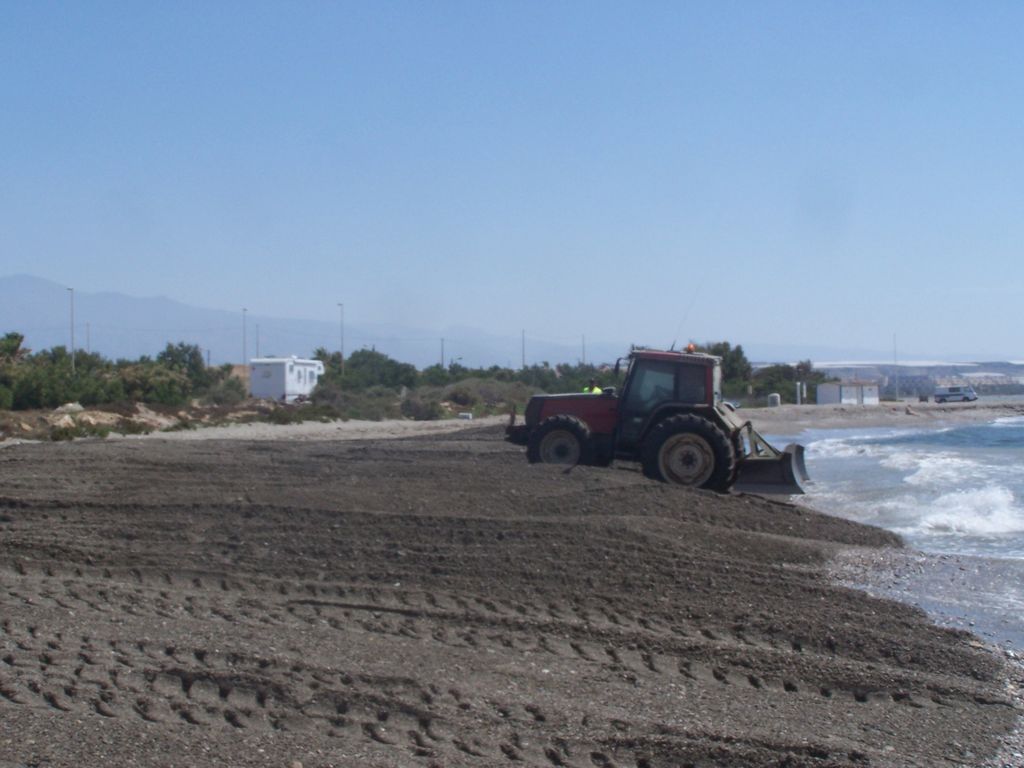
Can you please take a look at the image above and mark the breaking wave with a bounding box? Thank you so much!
[797,420,1024,559]
[914,487,1024,536]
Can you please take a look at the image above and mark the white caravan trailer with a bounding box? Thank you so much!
[249,357,325,402]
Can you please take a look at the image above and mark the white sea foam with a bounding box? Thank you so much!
[890,453,983,487]
[806,428,941,461]
[807,437,889,460]
[914,487,1024,536]
[993,416,1024,427]
[802,420,1024,558]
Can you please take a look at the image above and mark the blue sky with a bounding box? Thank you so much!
[3,2,1023,360]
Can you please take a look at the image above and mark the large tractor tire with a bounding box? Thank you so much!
[527,415,590,466]
[641,414,736,492]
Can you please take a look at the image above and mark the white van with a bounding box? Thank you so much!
[934,385,978,403]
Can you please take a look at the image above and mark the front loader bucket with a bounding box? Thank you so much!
[733,443,809,495]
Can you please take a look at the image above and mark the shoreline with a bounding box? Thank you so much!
[766,403,1024,765]
[3,398,1022,448]
[829,547,1024,651]
[829,545,1024,766]
[743,398,1024,434]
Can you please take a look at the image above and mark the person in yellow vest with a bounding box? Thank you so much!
[583,378,602,394]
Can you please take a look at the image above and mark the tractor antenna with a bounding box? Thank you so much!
[669,283,702,351]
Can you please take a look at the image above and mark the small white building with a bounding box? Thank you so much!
[249,357,325,402]
[817,382,880,406]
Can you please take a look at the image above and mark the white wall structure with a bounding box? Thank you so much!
[817,382,880,406]
[249,357,326,402]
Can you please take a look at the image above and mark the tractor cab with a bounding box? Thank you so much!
[615,350,720,454]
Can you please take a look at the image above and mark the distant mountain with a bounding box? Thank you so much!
[0,275,624,369]
[0,275,1005,369]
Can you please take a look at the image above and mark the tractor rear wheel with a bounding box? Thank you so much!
[527,415,590,466]
[641,414,735,492]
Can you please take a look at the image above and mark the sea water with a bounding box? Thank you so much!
[765,416,1024,649]
[786,417,1024,560]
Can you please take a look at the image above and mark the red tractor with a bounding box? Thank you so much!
[506,348,808,494]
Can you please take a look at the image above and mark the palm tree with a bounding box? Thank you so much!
[0,332,28,367]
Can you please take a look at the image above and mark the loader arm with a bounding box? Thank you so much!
[716,404,809,495]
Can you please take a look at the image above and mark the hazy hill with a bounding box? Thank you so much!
[1,274,1002,369]
[0,275,625,369]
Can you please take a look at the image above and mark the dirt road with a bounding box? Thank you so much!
[0,424,1018,766]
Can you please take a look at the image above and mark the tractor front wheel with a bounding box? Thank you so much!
[642,414,735,492]
[527,416,590,466]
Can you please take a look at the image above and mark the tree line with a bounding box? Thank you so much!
[0,330,828,414]
[0,332,244,410]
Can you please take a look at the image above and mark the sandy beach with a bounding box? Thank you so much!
[743,399,1024,434]
[1,403,1022,766]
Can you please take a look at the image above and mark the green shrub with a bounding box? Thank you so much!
[319,349,417,391]
[445,386,477,407]
[202,377,246,406]
[400,395,444,421]
[162,419,197,432]
[254,403,341,425]
[117,364,191,406]
[0,385,11,411]
[49,422,110,441]
[440,378,538,414]
[266,407,302,425]
[312,383,402,421]
[115,419,152,436]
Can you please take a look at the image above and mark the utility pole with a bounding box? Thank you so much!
[521,329,525,369]
[242,308,248,366]
[86,322,90,355]
[337,303,345,376]
[582,334,586,365]
[441,338,445,368]
[893,333,900,401]
[67,287,75,374]
[255,323,260,358]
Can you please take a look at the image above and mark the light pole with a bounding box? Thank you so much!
[337,303,345,376]
[67,287,75,374]
[242,308,248,365]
